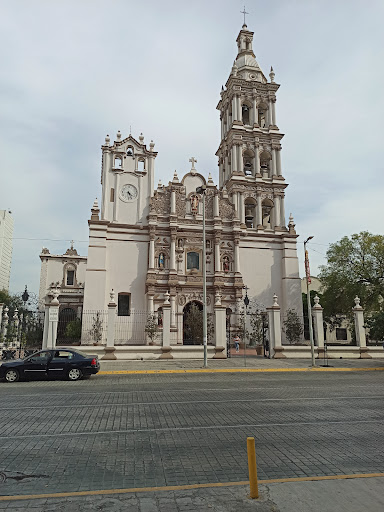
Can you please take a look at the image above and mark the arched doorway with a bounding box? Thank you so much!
[183,301,203,345]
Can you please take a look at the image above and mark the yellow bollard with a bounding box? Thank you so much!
[247,436,259,499]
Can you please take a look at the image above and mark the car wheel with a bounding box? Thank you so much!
[5,368,20,383]
[67,368,82,381]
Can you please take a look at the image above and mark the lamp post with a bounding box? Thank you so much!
[243,285,249,367]
[304,237,315,367]
[196,185,208,368]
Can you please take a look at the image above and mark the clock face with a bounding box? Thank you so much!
[120,184,138,202]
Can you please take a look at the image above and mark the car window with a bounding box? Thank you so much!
[52,351,74,361]
[26,351,51,362]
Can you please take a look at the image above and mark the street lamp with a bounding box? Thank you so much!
[196,184,208,368]
[243,286,250,367]
[304,237,315,367]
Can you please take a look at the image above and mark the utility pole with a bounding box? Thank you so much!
[304,237,315,367]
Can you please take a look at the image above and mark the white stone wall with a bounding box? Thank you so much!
[0,210,14,291]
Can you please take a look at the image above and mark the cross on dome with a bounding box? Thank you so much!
[189,157,197,175]
[241,5,249,26]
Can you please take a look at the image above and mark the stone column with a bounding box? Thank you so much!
[253,97,258,125]
[234,238,240,273]
[353,296,368,358]
[267,294,284,358]
[46,291,59,350]
[232,192,238,215]
[226,108,230,129]
[170,236,176,270]
[312,296,325,353]
[237,96,242,122]
[170,294,176,328]
[0,303,3,331]
[149,235,155,269]
[239,192,245,224]
[274,195,281,228]
[232,96,237,121]
[113,172,120,221]
[215,237,221,272]
[213,292,226,358]
[271,99,277,126]
[276,148,282,176]
[255,147,261,176]
[256,195,263,229]
[238,144,243,173]
[160,291,173,359]
[225,154,228,177]
[268,101,273,127]
[104,290,117,359]
[170,190,176,215]
[271,149,277,176]
[2,306,8,343]
[147,294,154,313]
[214,193,220,218]
[101,150,110,221]
[280,196,286,227]
[42,301,49,349]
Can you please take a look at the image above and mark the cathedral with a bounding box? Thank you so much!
[39,23,302,350]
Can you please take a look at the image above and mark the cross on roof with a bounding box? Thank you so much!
[189,157,197,171]
[70,240,74,249]
[241,5,249,25]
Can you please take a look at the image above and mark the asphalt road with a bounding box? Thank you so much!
[0,370,383,497]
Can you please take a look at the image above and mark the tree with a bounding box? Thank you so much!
[319,232,384,320]
[89,312,103,344]
[248,311,264,346]
[282,309,304,344]
[184,303,203,344]
[65,319,82,340]
[365,311,384,342]
[145,313,160,345]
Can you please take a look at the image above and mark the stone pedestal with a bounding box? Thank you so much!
[312,296,324,351]
[213,303,226,359]
[103,291,117,360]
[353,297,370,358]
[160,301,173,359]
[267,294,285,358]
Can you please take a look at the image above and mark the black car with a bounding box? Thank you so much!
[0,348,100,383]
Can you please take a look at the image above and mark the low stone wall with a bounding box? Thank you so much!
[280,345,384,359]
[79,344,218,360]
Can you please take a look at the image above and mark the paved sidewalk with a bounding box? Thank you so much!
[1,476,383,511]
[99,357,384,372]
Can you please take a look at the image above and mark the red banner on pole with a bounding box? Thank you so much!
[305,249,311,284]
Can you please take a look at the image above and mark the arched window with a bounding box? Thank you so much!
[63,263,76,287]
[137,159,145,172]
[262,199,274,229]
[244,198,256,228]
[187,251,199,271]
[242,104,250,125]
[259,151,272,177]
[114,156,122,168]
[258,105,268,128]
[243,149,254,176]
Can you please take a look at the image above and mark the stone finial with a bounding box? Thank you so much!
[272,294,279,307]
[208,173,214,185]
[313,295,323,309]
[172,170,179,183]
[215,290,222,306]
[354,296,363,309]
[220,85,224,97]
[110,289,116,303]
[139,132,144,144]
[288,213,296,234]
[51,287,60,305]
[3,306,9,319]
[269,66,275,83]
[231,61,238,77]
[91,198,100,221]
[116,130,122,141]
[149,140,155,152]
[157,179,162,189]
[13,308,19,322]
[105,134,110,146]
[164,291,170,305]
[41,247,50,255]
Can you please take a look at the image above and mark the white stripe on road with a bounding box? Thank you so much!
[0,418,383,440]
[0,395,384,411]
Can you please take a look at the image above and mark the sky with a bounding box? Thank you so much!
[1,0,383,296]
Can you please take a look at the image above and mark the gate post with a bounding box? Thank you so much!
[267,294,284,358]
[213,291,226,358]
[160,291,173,359]
[312,295,325,357]
[46,288,59,350]
[12,309,19,348]
[104,290,117,360]
[2,306,9,342]
[353,296,369,358]
[0,303,3,332]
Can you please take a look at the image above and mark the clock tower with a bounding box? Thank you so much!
[100,131,157,225]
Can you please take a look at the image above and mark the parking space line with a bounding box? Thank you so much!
[1,472,384,501]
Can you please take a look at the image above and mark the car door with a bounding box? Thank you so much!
[47,350,74,379]
[23,350,52,379]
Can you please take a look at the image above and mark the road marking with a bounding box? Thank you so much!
[1,418,383,440]
[98,367,384,375]
[0,383,380,399]
[1,395,383,410]
[1,472,383,501]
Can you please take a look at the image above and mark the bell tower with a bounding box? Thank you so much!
[216,23,286,231]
